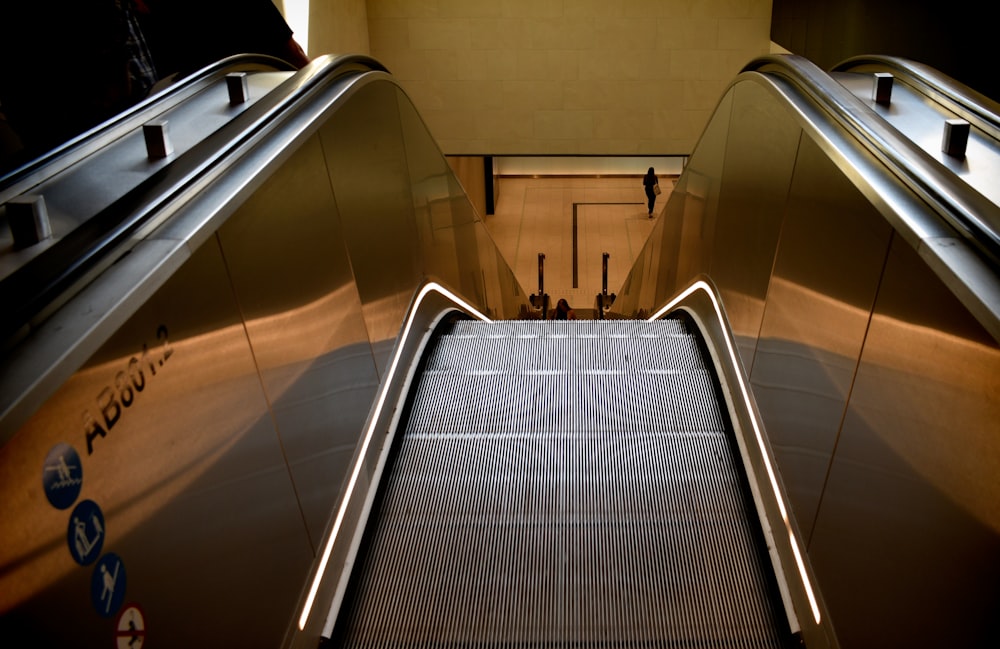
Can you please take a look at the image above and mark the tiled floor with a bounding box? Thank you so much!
[482,176,673,315]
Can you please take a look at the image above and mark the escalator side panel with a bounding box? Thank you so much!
[320,82,421,377]
[751,135,894,537]
[1,69,529,647]
[620,91,733,316]
[397,90,496,313]
[215,134,380,551]
[0,235,316,647]
[319,81,527,374]
[617,62,1000,647]
[711,81,804,367]
[810,235,1000,648]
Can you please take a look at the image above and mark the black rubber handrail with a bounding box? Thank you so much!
[832,55,1000,142]
[742,54,1000,269]
[0,53,389,346]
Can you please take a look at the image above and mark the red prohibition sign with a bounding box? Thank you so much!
[115,603,146,648]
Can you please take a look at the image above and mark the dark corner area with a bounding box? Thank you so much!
[770,0,997,102]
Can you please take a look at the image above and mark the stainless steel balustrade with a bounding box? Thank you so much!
[617,54,1000,648]
[741,55,1000,267]
[833,55,1000,142]
[0,57,293,346]
[832,55,1000,215]
[1,50,998,649]
[0,54,526,648]
[0,54,296,198]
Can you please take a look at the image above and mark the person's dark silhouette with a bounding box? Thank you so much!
[552,298,577,320]
[0,0,158,167]
[0,0,309,173]
[642,166,659,217]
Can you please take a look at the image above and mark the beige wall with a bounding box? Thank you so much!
[300,0,371,59]
[447,156,489,217]
[363,0,772,156]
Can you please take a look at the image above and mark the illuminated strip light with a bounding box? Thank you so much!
[649,280,822,625]
[298,281,490,630]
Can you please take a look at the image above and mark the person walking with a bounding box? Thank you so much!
[642,167,660,217]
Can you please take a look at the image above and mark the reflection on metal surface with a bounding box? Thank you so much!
[215,133,376,547]
[622,54,1000,647]
[857,311,1000,528]
[807,236,1000,647]
[750,133,893,535]
[834,55,1000,210]
[711,80,802,354]
[751,280,868,535]
[650,280,822,626]
[0,241,307,640]
[298,281,489,631]
[1,55,528,647]
[6,48,1000,648]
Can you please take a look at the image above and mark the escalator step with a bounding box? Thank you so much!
[331,318,792,647]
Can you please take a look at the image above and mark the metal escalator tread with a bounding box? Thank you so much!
[331,318,793,647]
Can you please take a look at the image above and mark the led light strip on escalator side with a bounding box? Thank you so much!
[298,281,490,631]
[648,280,822,626]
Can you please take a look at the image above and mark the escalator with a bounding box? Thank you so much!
[329,318,793,647]
[1,50,998,649]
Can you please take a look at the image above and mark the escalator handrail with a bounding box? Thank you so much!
[742,54,1000,269]
[832,54,1000,142]
[0,54,297,201]
[0,53,389,347]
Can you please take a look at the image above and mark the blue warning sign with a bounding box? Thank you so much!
[42,443,83,509]
[67,499,105,565]
[91,553,127,618]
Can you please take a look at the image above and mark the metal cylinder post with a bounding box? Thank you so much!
[602,252,610,295]
[537,253,545,296]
